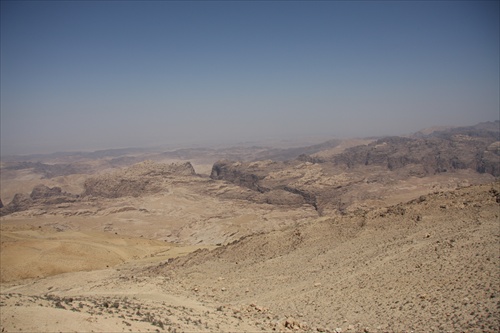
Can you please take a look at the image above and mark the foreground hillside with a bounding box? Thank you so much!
[146,182,499,332]
[1,182,498,332]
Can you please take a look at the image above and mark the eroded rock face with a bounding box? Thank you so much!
[0,161,198,216]
[83,161,196,198]
[261,189,306,206]
[210,160,267,193]
[209,160,320,211]
[2,193,32,215]
[30,184,63,200]
[0,185,77,216]
[332,135,499,176]
[206,124,499,215]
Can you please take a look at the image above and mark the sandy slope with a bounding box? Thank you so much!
[0,227,179,282]
[149,182,500,332]
[1,255,265,332]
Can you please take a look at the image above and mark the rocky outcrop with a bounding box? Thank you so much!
[0,193,32,216]
[0,161,198,216]
[332,135,500,176]
[210,160,270,193]
[206,124,499,215]
[83,161,196,198]
[282,186,318,210]
[0,185,76,216]
[30,184,63,200]
[209,160,322,211]
[261,189,306,206]
[479,141,500,176]
[296,154,323,164]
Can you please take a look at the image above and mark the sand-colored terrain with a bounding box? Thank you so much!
[0,225,212,282]
[154,183,499,332]
[1,182,498,332]
[1,124,499,332]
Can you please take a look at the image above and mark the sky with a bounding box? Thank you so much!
[1,1,499,155]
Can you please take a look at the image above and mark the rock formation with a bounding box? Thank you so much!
[210,160,269,193]
[327,122,500,176]
[330,135,499,176]
[0,185,76,216]
[83,161,196,198]
[206,123,498,215]
[30,184,63,199]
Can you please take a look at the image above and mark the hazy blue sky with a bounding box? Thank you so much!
[1,1,499,155]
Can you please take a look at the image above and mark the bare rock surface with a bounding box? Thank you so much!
[0,185,77,217]
[331,135,499,176]
[208,158,494,214]
[82,161,196,198]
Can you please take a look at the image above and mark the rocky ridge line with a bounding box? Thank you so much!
[0,161,197,216]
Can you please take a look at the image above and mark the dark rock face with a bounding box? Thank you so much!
[0,198,3,209]
[328,122,500,176]
[0,185,77,216]
[209,160,319,210]
[296,154,323,164]
[30,185,63,200]
[479,142,500,176]
[210,160,268,193]
[9,193,32,211]
[282,186,318,210]
[332,135,499,177]
[0,193,33,216]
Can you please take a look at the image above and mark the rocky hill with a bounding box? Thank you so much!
[2,122,497,219]
[208,160,495,216]
[208,122,498,214]
[0,185,77,216]
[0,161,197,216]
[330,134,499,176]
[82,161,196,198]
[147,182,500,332]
